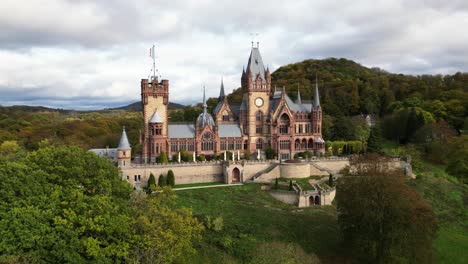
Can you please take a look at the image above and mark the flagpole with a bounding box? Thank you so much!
[152,44,156,81]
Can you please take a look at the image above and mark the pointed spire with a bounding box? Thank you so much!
[202,86,207,114]
[314,76,321,109]
[219,78,225,100]
[296,88,302,104]
[118,126,131,150]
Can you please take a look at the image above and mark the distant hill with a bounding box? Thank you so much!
[0,101,186,113]
[109,101,185,112]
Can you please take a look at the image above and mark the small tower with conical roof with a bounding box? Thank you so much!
[117,126,131,167]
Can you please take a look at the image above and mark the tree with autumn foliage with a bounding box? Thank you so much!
[336,155,438,263]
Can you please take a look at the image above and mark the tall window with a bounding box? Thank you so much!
[279,114,290,134]
[256,111,263,122]
[256,125,263,134]
[280,140,290,150]
[256,139,264,150]
[221,141,226,150]
[171,142,178,152]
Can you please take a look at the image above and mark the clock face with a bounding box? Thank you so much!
[255,97,264,107]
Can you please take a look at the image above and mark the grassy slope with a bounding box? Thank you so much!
[382,141,468,264]
[175,184,342,263]
[174,152,467,263]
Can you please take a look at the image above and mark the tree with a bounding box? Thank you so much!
[446,136,468,183]
[274,178,279,189]
[159,151,168,164]
[167,170,175,187]
[128,188,203,263]
[289,180,293,190]
[158,174,165,187]
[336,155,438,263]
[265,146,276,160]
[367,126,383,153]
[147,173,156,193]
[244,150,251,160]
[328,174,334,187]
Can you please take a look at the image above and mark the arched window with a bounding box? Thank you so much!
[308,139,313,149]
[256,139,264,150]
[256,111,263,122]
[295,139,300,150]
[302,139,307,149]
[279,114,290,134]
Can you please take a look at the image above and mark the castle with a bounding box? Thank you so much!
[138,44,325,163]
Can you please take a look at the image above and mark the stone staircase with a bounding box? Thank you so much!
[252,162,280,182]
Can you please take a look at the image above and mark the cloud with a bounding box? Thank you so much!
[0,0,467,109]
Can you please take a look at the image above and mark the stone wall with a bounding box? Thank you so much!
[269,191,298,205]
[122,162,223,188]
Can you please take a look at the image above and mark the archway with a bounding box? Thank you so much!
[309,196,314,206]
[232,167,240,183]
[314,196,320,205]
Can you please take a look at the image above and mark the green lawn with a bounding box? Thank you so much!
[175,184,342,263]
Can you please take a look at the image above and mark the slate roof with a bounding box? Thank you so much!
[89,148,117,159]
[149,110,163,123]
[246,47,266,81]
[118,127,131,149]
[270,90,312,113]
[168,123,195,138]
[231,104,240,116]
[219,123,242,137]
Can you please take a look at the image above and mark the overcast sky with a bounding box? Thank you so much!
[0,0,467,109]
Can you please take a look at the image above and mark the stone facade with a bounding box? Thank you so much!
[138,44,325,164]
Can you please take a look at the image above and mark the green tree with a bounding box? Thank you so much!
[244,150,251,160]
[336,155,438,263]
[128,188,204,263]
[446,136,468,183]
[265,146,276,160]
[328,174,334,187]
[274,178,279,189]
[289,180,293,190]
[167,170,175,187]
[158,174,165,187]
[147,173,156,193]
[159,151,169,164]
[367,126,383,153]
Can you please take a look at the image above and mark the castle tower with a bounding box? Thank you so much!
[117,127,131,167]
[241,43,271,152]
[141,77,169,163]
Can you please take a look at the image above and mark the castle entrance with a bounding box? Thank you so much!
[232,168,240,183]
[314,196,321,205]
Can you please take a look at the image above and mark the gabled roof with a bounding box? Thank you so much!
[118,127,131,150]
[168,123,195,138]
[149,110,163,123]
[271,90,312,113]
[219,123,242,137]
[246,47,266,81]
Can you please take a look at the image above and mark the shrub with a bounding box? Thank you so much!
[289,180,293,190]
[244,150,251,160]
[212,216,224,232]
[147,173,156,193]
[265,146,276,159]
[198,154,206,162]
[167,170,175,186]
[158,174,165,187]
[274,178,279,189]
[328,174,334,187]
